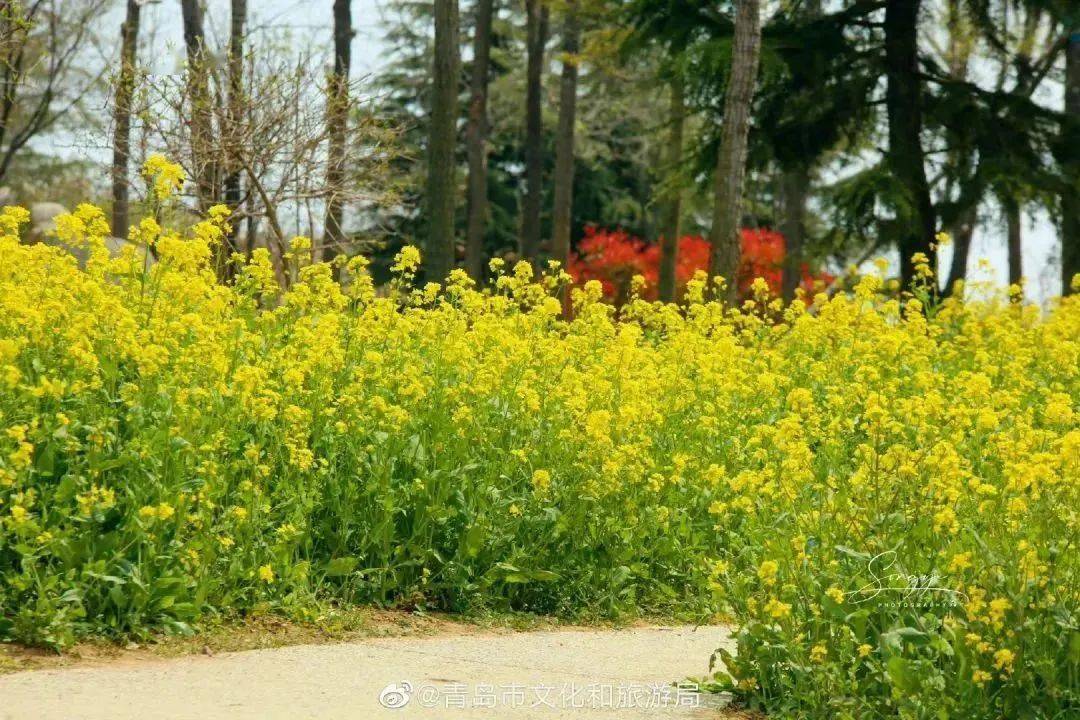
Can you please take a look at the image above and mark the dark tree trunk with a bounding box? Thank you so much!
[1005,197,1022,289]
[944,205,975,294]
[940,0,975,298]
[778,0,819,303]
[180,0,218,211]
[222,0,246,269]
[884,0,936,290]
[780,165,809,303]
[245,213,258,262]
[464,0,494,281]
[323,0,353,264]
[1063,30,1079,295]
[425,0,460,280]
[658,74,685,303]
[551,0,579,273]
[111,0,141,239]
[707,0,762,304]
[0,2,13,166]
[520,0,548,262]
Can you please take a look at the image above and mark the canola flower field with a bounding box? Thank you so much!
[0,173,1077,716]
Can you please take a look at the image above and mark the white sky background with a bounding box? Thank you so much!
[48,0,1068,301]
[124,0,387,75]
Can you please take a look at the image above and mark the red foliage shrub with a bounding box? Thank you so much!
[567,226,832,302]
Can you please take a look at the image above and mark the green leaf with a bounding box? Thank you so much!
[90,457,128,473]
[882,626,927,651]
[55,475,77,503]
[171,603,198,619]
[834,545,871,561]
[526,570,560,582]
[886,656,918,693]
[501,573,531,584]
[462,525,485,558]
[35,443,56,476]
[324,557,359,577]
[85,572,127,585]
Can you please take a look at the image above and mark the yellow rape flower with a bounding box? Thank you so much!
[142,154,185,201]
[764,598,791,619]
[993,649,1015,674]
[757,560,779,586]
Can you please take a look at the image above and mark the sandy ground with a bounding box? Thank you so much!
[0,625,734,719]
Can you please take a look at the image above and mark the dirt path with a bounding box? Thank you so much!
[0,625,733,719]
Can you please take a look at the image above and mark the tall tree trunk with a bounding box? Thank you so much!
[180,0,218,212]
[520,0,548,262]
[707,0,762,304]
[1063,30,1079,295]
[323,0,353,264]
[551,0,579,273]
[778,0,820,303]
[884,0,935,289]
[780,165,808,303]
[1005,197,1022,289]
[464,0,494,281]
[658,74,685,303]
[944,204,975,294]
[111,0,141,239]
[940,0,975,297]
[425,0,460,281]
[0,2,20,186]
[222,0,246,270]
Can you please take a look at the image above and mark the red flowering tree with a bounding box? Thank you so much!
[567,225,831,303]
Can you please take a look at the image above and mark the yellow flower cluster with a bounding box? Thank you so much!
[0,201,1076,718]
[142,154,186,201]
